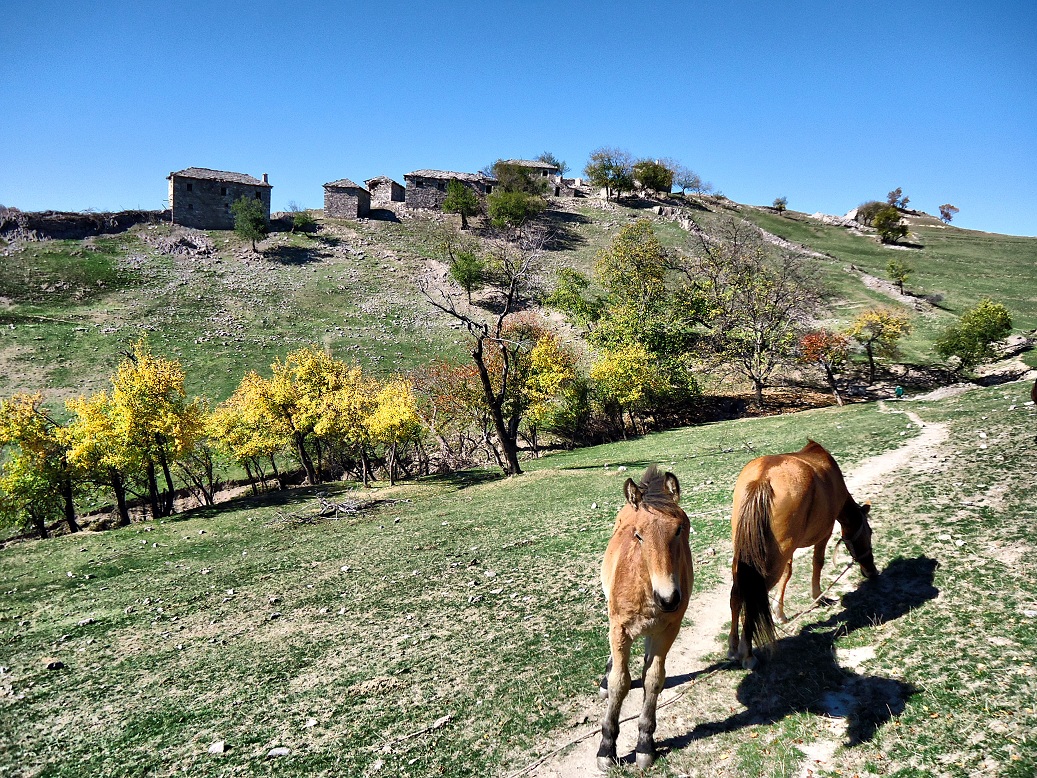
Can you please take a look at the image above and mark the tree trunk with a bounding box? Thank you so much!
[146,460,161,521]
[269,456,284,490]
[61,474,80,533]
[294,430,319,484]
[111,469,130,526]
[360,448,371,487]
[156,438,176,516]
[460,212,469,230]
[244,461,259,496]
[33,512,48,539]
[388,442,397,486]
[753,378,765,408]
[472,340,522,475]
[825,366,844,406]
[865,343,876,385]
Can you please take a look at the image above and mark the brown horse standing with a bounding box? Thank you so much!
[728,441,879,669]
[598,466,693,771]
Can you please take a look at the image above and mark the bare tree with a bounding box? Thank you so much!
[419,227,549,475]
[671,218,821,407]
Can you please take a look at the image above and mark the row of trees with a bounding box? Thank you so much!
[0,341,421,538]
[582,149,713,201]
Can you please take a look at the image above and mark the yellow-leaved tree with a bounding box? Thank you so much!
[208,370,292,492]
[364,378,421,485]
[109,338,206,518]
[64,390,138,527]
[846,307,912,385]
[590,344,665,438]
[524,334,584,453]
[0,393,80,537]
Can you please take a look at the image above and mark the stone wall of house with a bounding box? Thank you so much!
[170,177,271,230]
[405,177,488,210]
[369,180,405,204]
[324,188,371,219]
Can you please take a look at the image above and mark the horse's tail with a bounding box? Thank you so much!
[733,480,776,648]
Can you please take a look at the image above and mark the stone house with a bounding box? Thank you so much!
[403,170,496,210]
[167,168,271,230]
[499,159,559,180]
[323,179,371,219]
[364,176,405,205]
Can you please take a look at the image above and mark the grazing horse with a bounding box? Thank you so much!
[728,441,879,669]
[598,466,693,771]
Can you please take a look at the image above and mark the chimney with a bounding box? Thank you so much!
[262,173,269,184]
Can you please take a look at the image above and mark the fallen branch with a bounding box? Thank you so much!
[378,714,453,751]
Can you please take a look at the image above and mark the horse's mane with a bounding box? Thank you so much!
[638,465,679,509]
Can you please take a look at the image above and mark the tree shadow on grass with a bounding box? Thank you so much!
[416,469,505,491]
[263,244,326,265]
[542,208,590,252]
[656,555,938,758]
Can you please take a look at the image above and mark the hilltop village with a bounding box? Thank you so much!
[166,160,582,228]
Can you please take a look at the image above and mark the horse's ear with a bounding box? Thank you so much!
[861,501,871,516]
[664,472,681,503]
[624,478,642,506]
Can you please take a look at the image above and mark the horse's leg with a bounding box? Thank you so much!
[596,626,632,772]
[598,655,612,698]
[728,574,742,661]
[812,539,829,603]
[636,626,679,769]
[775,559,793,623]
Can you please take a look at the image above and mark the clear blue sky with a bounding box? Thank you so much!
[2,1,1035,235]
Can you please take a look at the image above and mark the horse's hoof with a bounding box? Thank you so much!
[596,755,617,773]
[598,686,608,699]
[742,655,758,671]
[635,750,657,769]
[776,613,788,624]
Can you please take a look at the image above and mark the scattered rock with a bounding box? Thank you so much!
[267,746,290,757]
[208,740,227,754]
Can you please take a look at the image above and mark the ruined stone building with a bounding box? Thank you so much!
[403,170,496,210]
[323,179,371,219]
[167,168,271,230]
[364,176,405,205]
[495,159,576,197]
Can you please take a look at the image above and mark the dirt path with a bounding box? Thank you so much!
[516,404,949,778]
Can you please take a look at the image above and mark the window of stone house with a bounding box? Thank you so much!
[187,203,193,210]
[254,191,261,199]
[438,181,445,191]
[485,185,493,194]
[221,187,227,196]
[416,180,424,188]
[186,182,193,192]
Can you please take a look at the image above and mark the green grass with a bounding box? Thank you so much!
[1,395,917,777]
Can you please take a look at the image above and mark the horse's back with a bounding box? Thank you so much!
[732,441,849,552]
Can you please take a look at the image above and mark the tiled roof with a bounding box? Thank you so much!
[170,168,271,186]
[364,176,401,187]
[405,169,495,184]
[501,159,559,170]
[324,178,365,189]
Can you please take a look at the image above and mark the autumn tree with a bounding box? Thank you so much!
[935,298,1013,372]
[939,204,959,223]
[522,333,587,450]
[419,227,549,475]
[799,330,850,406]
[231,196,268,251]
[109,338,206,518]
[208,370,291,491]
[590,344,666,437]
[442,179,481,230]
[674,217,821,407]
[846,307,912,384]
[0,394,80,537]
[64,391,136,526]
[887,256,912,294]
[364,378,421,485]
[583,147,634,201]
[410,359,486,470]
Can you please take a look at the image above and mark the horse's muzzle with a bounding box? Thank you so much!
[654,590,682,612]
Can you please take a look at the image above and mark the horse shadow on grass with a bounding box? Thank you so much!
[657,555,939,757]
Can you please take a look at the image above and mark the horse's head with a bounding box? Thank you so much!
[623,469,691,613]
[842,501,879,579]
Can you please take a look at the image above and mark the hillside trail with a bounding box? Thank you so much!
[517,402,948,778]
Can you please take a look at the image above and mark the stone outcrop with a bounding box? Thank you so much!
[0,207,167,241]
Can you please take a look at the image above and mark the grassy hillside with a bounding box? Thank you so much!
[2,377,1034,776]
[1,197,1034,410]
